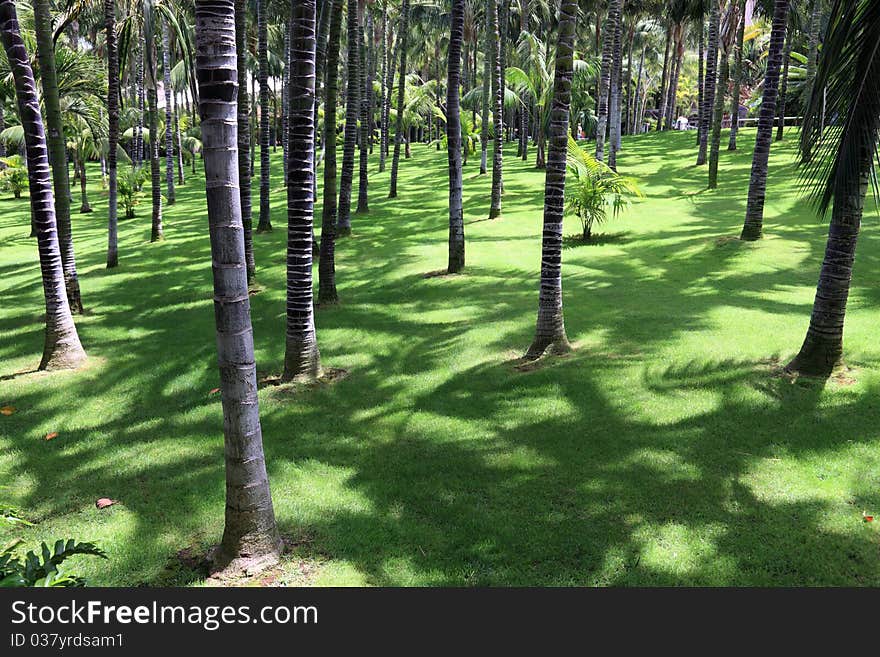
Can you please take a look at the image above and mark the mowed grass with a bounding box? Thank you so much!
[3,128,880,586]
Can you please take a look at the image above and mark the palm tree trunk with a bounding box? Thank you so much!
[801,0,822,162]
[105,0,119,269]
[33,0,83,314]
[136,48,145,167]
[608,7,623,171]
[356,0,370,214]
[525,0,576,360]
[173,87,185,186]
[447,0,465,273]
[740,0,790,241]
[313,0,331,212]
[697,0,720,166]
[319,0,345,304]
[194,0,281,574]
[388,0,410,198]
[708,48,729,189]
[727,0,746,151]
[78,159,91,213]
[774,27,792,142]
[520,100,528,160]
[149,86,164,241]
[337,0,361,233]
[162,22,176,204]
[696,22,703,145]
[479,0,491,175]
[0,0,87,371]
[787,147,870,378]
[235,0,256,283]
[283,0,322,382]
[379,0,394,171]
[633,43,646,134]
[256,0,273,232]
[488,0,503,218]
[624,21,634,136]
[595,0,619,160]
[655,22,671,132]
[282,25,291,177]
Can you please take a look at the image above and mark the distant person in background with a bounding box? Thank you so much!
[675,115,689,130]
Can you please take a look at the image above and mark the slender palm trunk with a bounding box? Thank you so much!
[787,147,870,378]
[161,22,175,204]
[525,0,576,360]
[595,0,619,160]
[608,7,623,171]
[319,0,345,304]
[447,0,465,272]
[105,0,119,268]
[633,43,646,134]
[488,0,503,218]
[283,0,322,382]
[136,48,145,167]
[256,0,272,232]
[774,28,792,142]
[149,86,163,241]
[173,88,185,186]
[388,0,410,198]
[194,0,281,573]
[479,1,491,175]
[235,0,255,283]
[708,48,729,189]
[379,0,394,171]
[282,26,291,177]
[356,0,370,214]
[728,0,746,151]
[801,0,822,162]
[312,0,331,213]
[78,159,91,213]
[665,26,682,130]
[0,0,86,371]
[696,22,704,145]
[337,0,361,233]
[740,0,790,241]
[655,23,671,132]
[33,0,83,313]
[697,1,720,166]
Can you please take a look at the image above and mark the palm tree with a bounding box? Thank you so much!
[388,0,410,198]
[525,0,576,360]
[447,0,465,272]
[774,20,793,142]
[379,0,395,172]
[337,0,361,235]
[235,0,256,283]
[800,0,823,162]
[33,0,83,313]
[319,0,345,304]
[256,0,272,232]
[194,0,282,574]
[479,0,490,174]
[697,0,720,166]
[708,1,735,188]
[727,0,746,150]
[161,21,176,204]
[607,1,623,170]
[488,0,502,218]
[356,0,371,214]
[283,0,323,382]
[144,2,164,242]
[740,0,790,240]
[0,0,86,371]
[786,0,880,377]
[595,0,619,161]
[106,0,120,268]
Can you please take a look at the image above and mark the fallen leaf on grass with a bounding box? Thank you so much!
[44,432,58,441]
[209,388,220,395]
[0,406,15,416]
[863,512,874,523]
[95,498,118,509]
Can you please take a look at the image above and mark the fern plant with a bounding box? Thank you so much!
[0,539,107,588]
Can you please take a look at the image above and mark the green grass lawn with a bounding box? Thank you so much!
[3,128,880,586]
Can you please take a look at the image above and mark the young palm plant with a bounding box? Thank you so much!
[786,0,880,378]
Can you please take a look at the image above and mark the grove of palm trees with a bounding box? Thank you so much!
[2,0,880,591]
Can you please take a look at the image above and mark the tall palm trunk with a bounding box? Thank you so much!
[479,1,491,175]
[256,0,272,232]
[727,0,746,151]
[447,0,465,272]
[774,27,792,142]
[801,0,822,162]
[194,0,281,573]
[356,0,370,214]
[655,22,671,132]
[33,0,83,313]
[708,47,729,188]
[313,0,331,212]
[337,0,361,233]
[0,0,86,371]
[235,0,255,283]
[136,48,145,167]
[78,159,91,213]
[105,0,119,269]
[173,87,185,186]
[379,0,394,172]
[319,0,345,304]
[595,0,619,160]
[740,0,790,241]
[697,0,720,166]
[488,0,503,218]
[632,42,646,134]
[695,22,703,145]
[161,22,176,205]
[283,0,322,382]
[664,24,683,130]
[148,86,163,241]
[608,7,623,171]
[388,0,410,198]
[525,0,576,360]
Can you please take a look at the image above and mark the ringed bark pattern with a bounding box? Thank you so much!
[447,0,465,273]
[337,0,361,233]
